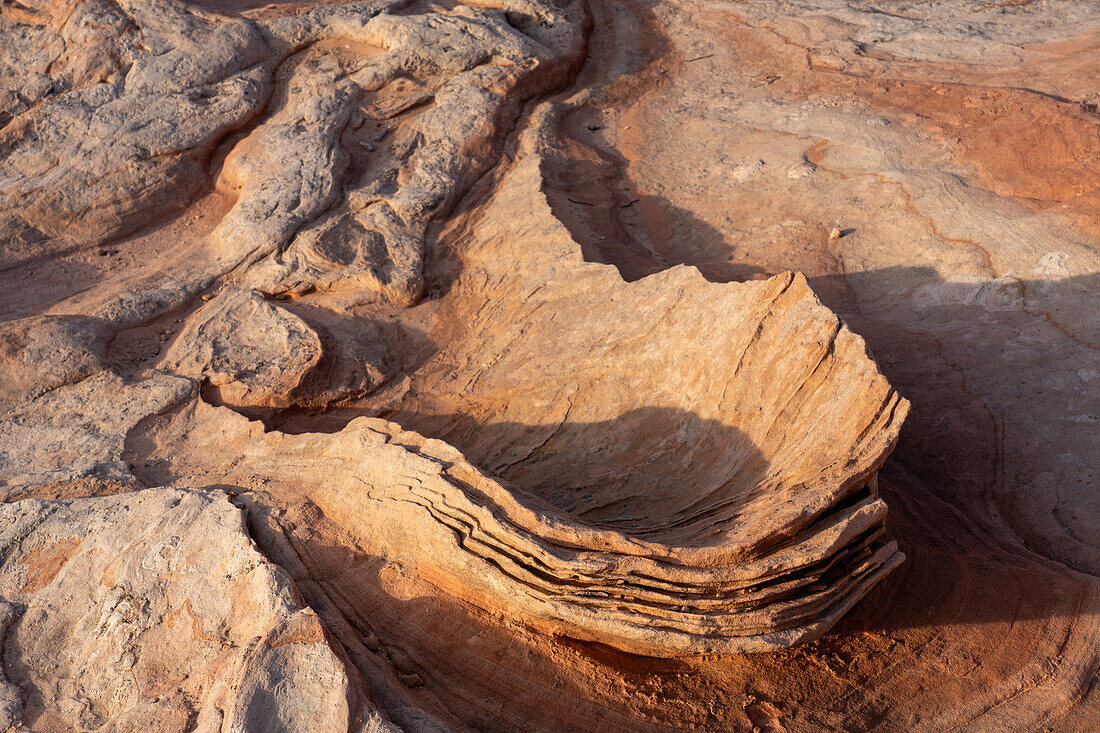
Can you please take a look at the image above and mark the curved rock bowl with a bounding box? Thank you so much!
[228,153,911,656]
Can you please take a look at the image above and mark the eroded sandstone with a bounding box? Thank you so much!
[1,0,1097,730]
[0,488,394,731]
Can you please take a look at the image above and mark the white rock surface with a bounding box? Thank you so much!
[0,488,396,732]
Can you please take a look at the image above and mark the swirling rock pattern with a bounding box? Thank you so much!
[127,157,910,658]
[1,0,1098,730]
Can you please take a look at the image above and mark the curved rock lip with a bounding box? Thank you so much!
[313,412,907,656]
[320,151,913,655]
[143,150,912,658]
[147,392,906,658]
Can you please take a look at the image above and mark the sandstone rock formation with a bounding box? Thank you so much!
[1,0,1098,730]
[0,487,393,731]
[160,287,323,409]
[159,285,388,410]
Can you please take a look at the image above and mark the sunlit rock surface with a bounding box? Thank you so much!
[1,0,1098,730]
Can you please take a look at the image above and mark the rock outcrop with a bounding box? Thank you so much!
[101,150,905,658]
[160,287,323,409]
[2,0,1098,730]
[0,488,394,732]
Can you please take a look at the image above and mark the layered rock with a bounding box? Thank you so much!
[133,150,908,656]
[1,0,908,695]
[140,406,904,656]
[6,0,1096,729]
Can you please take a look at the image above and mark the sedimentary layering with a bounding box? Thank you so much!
[1,0,1099,730]
[128,150,910,659]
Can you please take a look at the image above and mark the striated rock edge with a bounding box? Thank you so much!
[151,406,907,657]
[133,148,911,658]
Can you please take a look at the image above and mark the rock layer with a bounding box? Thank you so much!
[2,0,1098,729]
[122,154,910,657]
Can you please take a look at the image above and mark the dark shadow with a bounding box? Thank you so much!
[543,158,1097,527]
[141,355,1094,732]
[382,406,770,543]
[117,247,1099,729]
[417,0,669,301]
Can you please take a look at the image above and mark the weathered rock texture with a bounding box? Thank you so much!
[1,0,1098,729]
[161,287,323,408]
[0,488,394,732]
[0,371,194,495]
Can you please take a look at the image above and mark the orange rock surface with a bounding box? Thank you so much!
[1,0,1097,730]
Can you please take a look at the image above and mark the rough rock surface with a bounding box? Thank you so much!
[1,0,1099,730]
[160,287,323,409]
[0,371,194,496]
[0,488,394,732]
